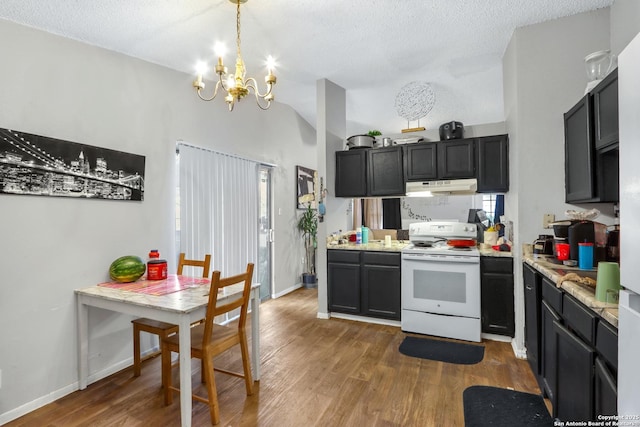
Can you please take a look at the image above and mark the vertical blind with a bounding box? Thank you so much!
[178,143,259,278]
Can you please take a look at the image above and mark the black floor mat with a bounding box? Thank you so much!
[463,385,553,427]
[398,336,484,365]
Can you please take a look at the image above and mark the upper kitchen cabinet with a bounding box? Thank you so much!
[437,139,475,179]
[335,149,367,197]
[367,146,405,196]
[564,70,619,204]
[593,68,618,150]
[404,143,437,181]
[476,135,509,193]
[335,146,405,197]
[565,95,596,202]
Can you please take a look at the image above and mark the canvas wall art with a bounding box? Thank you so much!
[0,127,145,201]
[296,165,316,209]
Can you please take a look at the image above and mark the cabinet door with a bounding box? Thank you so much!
[480,258,514,337]
[437,139,475,179]
[361,264,401,320]
[554,320,595,422]
[523,263,542,376]
[593,68,618,150]
[541,301,561,414]
[476,135,509,193]
[368,147,405,196]
[564,95,596,202]
[594,357,617,417]
[335,150,367,197]
[404,143,437,181]
[328,262,361,314]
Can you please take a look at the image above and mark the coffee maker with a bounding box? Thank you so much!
[607,225,620,262]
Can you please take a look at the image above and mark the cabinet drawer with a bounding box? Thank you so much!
[328,250,360,264]
[362,251,400,266]
[596,320,618,371]
[563,294,598,345]
[542,277,563,313]
[481,256,513,274]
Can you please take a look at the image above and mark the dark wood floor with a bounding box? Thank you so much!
[6,288,543,426]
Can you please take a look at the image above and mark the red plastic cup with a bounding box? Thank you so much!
[556,243,570,261]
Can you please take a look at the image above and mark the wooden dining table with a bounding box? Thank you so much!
[75,274,260,427]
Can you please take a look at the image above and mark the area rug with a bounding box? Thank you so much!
[398,336,484,365]
[463,385,553,427]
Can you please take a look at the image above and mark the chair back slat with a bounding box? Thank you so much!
[177,253,212,278]
[202,263,254,346]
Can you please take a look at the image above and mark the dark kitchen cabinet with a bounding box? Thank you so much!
[476,135,509,193]
[527,261,619,422]
[480,256,514,337]
[361,252,401,320]
[594,357,618,417]
[541,300,561,414]
[404,143,437,181]
[593,68,618,150]
[437,139,475,179]
[564,69,619,204]
[327,250,361,314]
[328,250,400,320]
[523,263,542,377]
[335,150,367,197]
[554,319,595,422]
[368,146,405,196]
[564,95,596,202]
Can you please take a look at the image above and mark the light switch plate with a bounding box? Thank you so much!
[543,214,555,229]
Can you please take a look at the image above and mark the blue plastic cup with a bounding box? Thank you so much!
[578,243,594,270]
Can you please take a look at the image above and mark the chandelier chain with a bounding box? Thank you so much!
[236,1,242,59]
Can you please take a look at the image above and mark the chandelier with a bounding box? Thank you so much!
[193,0,276,111]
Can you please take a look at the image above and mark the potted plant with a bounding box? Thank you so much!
[297,203,318,288]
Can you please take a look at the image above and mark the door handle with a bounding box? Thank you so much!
[525,285,533,291]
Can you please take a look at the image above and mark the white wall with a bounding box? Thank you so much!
[611,0,640,56]
[0,19,315,422]
[503,8,614,355]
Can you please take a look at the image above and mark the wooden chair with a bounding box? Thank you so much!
[161,263,255,425]
[131,253,212,379]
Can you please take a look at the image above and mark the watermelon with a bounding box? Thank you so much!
[109,255,146,283]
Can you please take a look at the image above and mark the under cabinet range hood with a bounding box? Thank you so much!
[405,178,478,196]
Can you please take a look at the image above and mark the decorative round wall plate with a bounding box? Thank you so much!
[394,81,436,122]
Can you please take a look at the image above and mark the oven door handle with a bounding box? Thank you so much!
[402,253,479,263]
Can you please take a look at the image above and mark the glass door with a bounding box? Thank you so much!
[258,166,273,300]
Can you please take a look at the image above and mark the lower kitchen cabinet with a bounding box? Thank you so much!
[328,250,400,320]
[480,256,514,337]
[594,357,618,417]
[541,300,561,414]
[524,261,619,422]
[554,319,595,422]
[523,263,542,377]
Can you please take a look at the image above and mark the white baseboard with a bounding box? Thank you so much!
[317,312,330,319]
[511,340,527,359]
[330,312,401,327]
[271,283,302,299]
[0,352,149,426]
[481,333,513,343]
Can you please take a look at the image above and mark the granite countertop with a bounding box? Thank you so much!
[523,254,618,328]
[328,242,514,256]
[327,240,409,252]
[479,248,513,258]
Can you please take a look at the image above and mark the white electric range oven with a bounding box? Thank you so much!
[401,221,481,342]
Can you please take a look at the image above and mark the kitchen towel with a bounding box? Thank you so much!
[463,385,553,427]
[399,336,484,365]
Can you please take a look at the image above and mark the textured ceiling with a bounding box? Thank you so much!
[0,0,614,135]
